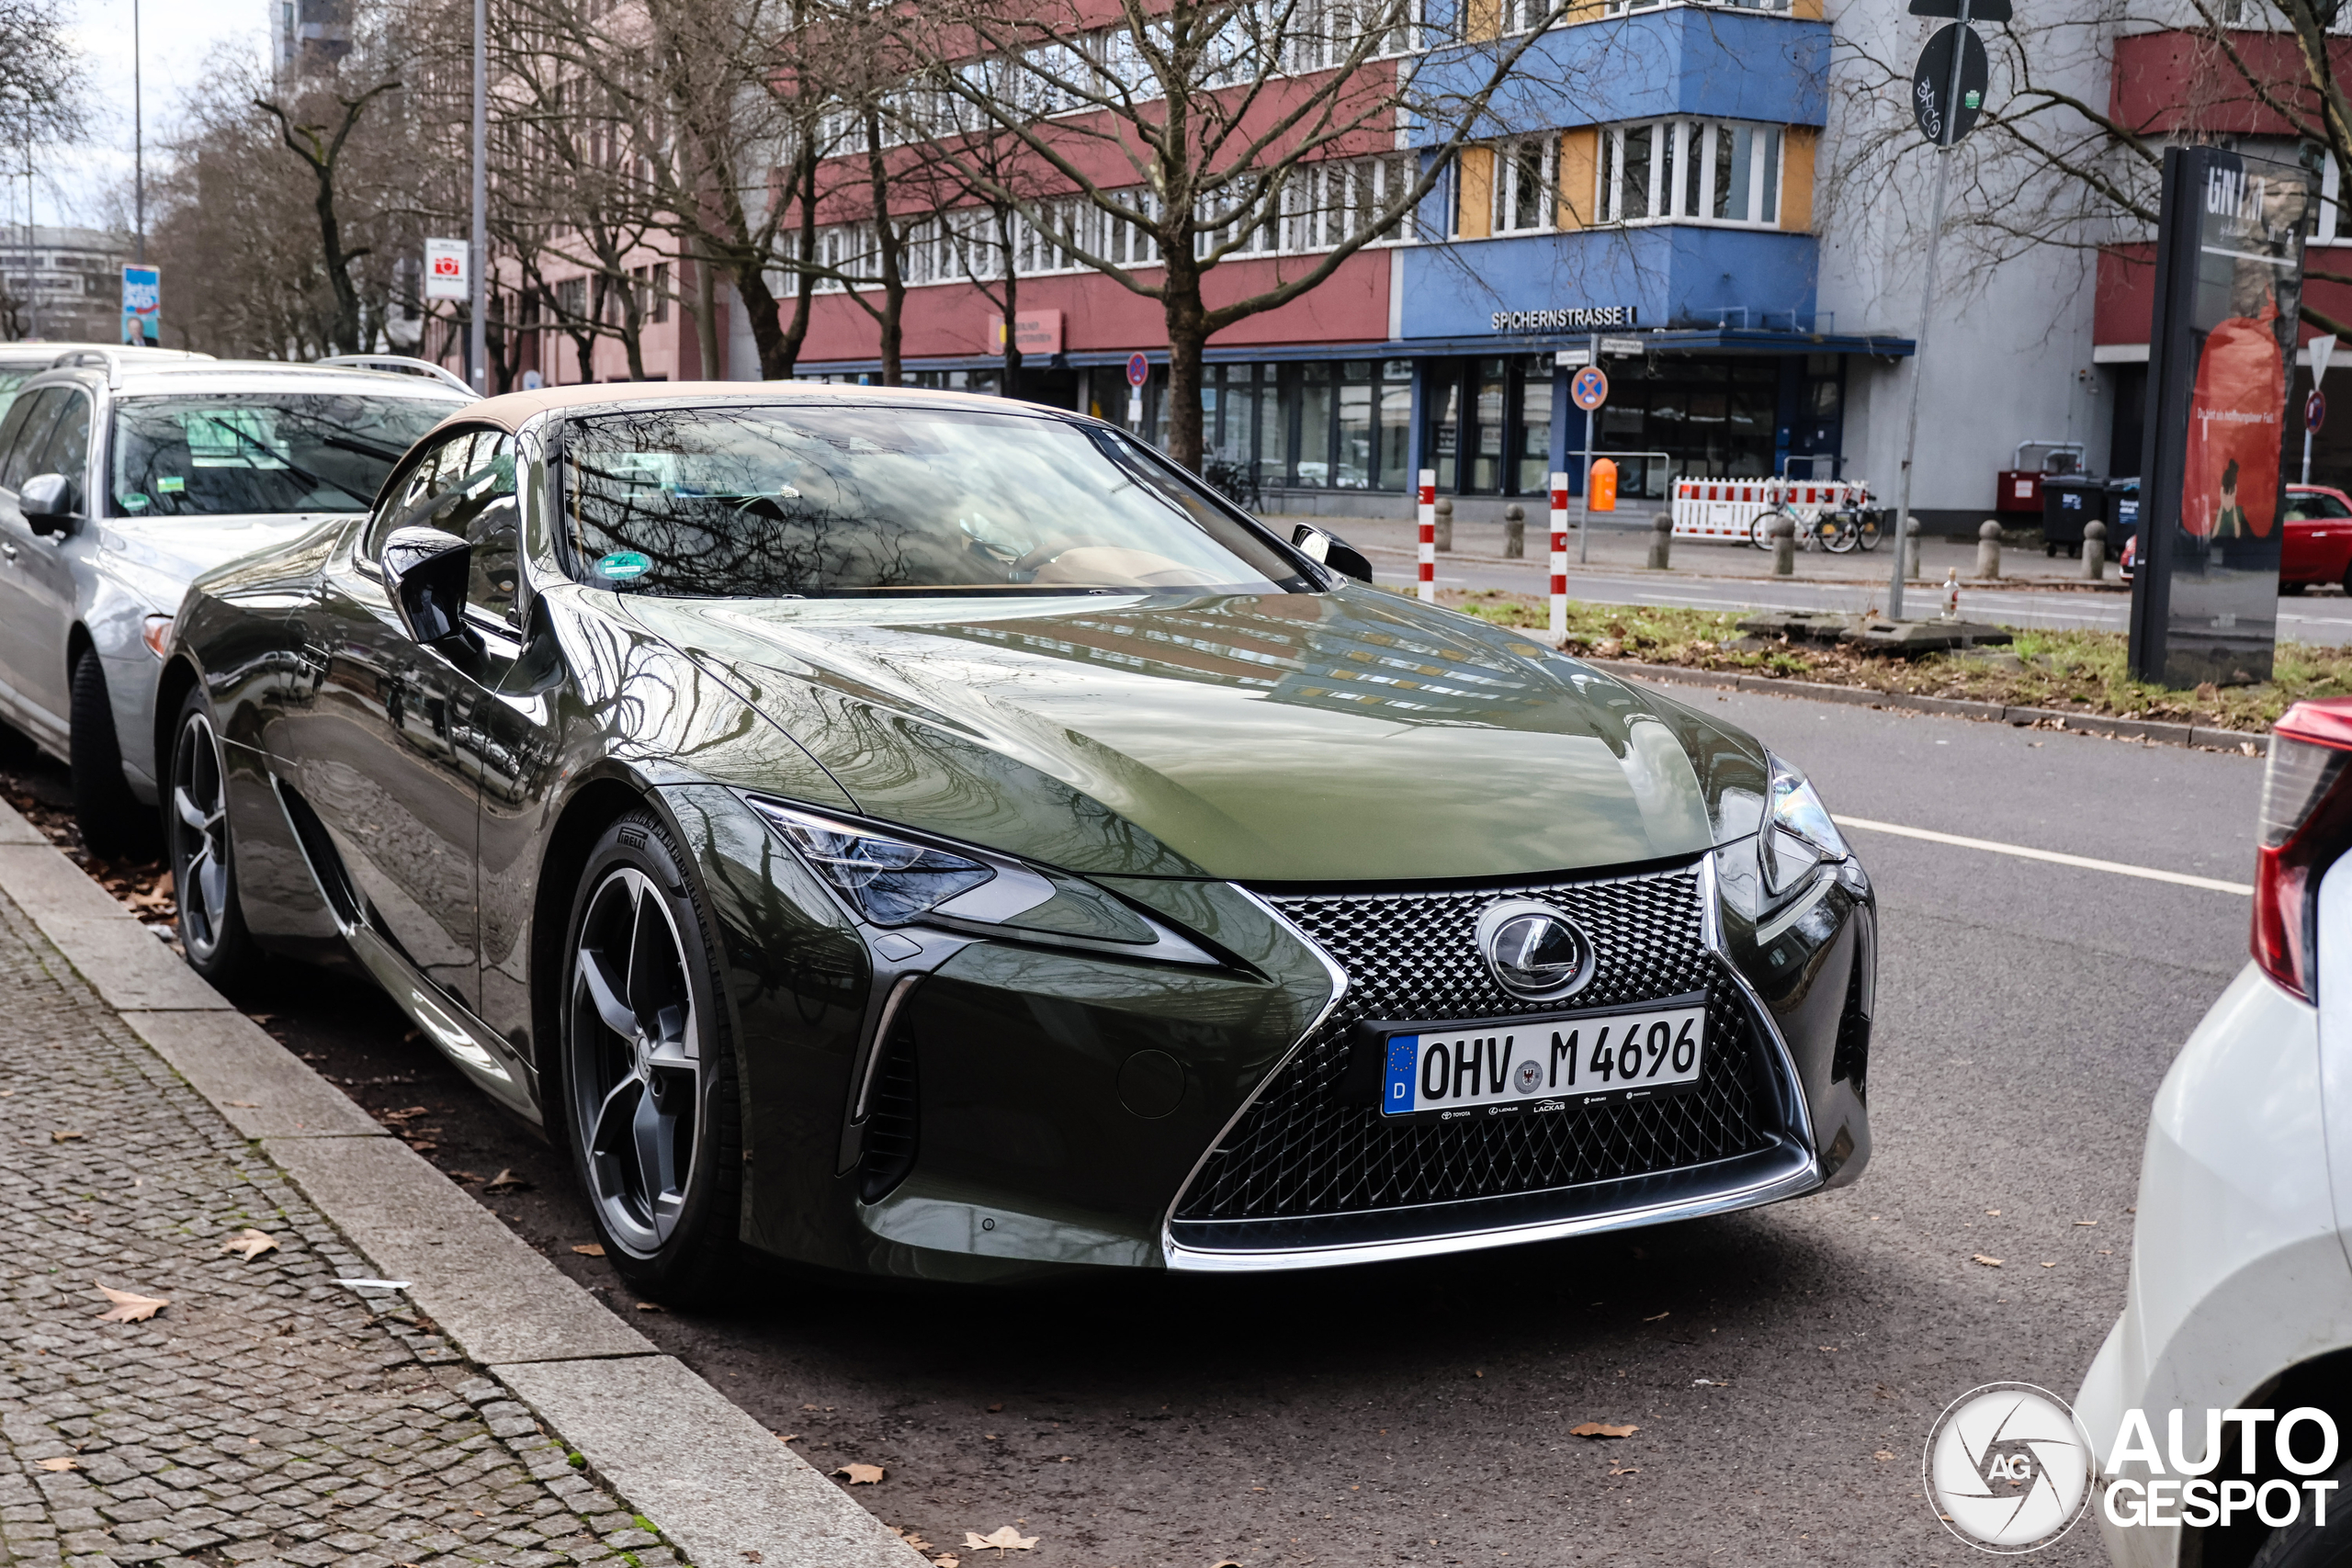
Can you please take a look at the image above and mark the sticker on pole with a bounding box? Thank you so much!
[2311,389,2328,434]
[1570,366,1609,412]
[1126,353,1150,389]
[424,238,469,301]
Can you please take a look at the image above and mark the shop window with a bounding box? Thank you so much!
[1338,362,1374,489]
[1379,362,1412,485]
[1517,356,1553,494]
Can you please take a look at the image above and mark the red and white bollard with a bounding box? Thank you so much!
[1417,470,1437,604]
[1549,471,1569,642]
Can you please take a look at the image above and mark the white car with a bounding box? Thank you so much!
[0,352,470,855]
[2076,698,2352,1567]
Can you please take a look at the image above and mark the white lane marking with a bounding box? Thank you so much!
[1834,815,2252,896]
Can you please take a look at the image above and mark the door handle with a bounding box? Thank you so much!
[2,543,17,561]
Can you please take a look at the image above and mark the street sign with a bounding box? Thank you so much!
[1907,0,2009,20]
[1569,366,1609,412]
[119,265,159,347]
[2310,389,2327,434]
[1126,353,1149,389]
[1598,335,1645,357]
[2314,333,2339,388]
[424,238,469,302]
[1912,24,1989,146]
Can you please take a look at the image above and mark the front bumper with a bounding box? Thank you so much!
[2075,963,2352,1568]
[838,845,1870,1278]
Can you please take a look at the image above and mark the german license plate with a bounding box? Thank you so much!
[1375,994,1707,1121]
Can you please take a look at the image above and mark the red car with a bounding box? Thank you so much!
[2117,483,2352,591]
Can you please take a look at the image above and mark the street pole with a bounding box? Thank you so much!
[469,0,488,393]
[1577,330,1596,563]
[1888,0,1975,622]
[132,0,142,266]
[23,96,34,343]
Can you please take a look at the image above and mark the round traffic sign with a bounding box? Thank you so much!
[1126,353,1150,389]
[2311,389,2328,434]
[1912,23,1989,146]
[1570,365,1609,412]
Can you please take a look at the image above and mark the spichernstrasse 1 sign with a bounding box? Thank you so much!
[1492,306,1639,332]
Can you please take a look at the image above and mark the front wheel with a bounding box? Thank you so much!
[559,808,743,1304]
[166,687,258,987]
[2248,1457,2352,1567]
[1854,515,1883,551]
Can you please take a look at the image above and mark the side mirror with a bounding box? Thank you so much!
[1291,524,1374,584]
[18,473,75,536]
[381,525,477,652]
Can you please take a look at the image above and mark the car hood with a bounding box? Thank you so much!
[624,588,1762,883]
[100,512,350,594]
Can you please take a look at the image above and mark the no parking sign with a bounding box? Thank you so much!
[1570,365,1609,412]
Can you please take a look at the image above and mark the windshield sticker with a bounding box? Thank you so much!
[156,476,184,493]
[184,410,288,469]
[120,492,150,511]
[596,550,652,581]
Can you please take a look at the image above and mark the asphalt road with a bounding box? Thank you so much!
[19,695,2263,1568]
[1357,538,2352,646]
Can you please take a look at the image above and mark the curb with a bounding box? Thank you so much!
[1589,659,2271,755]
[1350,537,2128,593]
[0,796,924,1568]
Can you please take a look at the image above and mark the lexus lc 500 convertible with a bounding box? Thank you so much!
[157,382,1874,1299]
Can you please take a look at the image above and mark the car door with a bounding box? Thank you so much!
[288,427,513,1012]
[0,388,73,743]
[1,386,91,729]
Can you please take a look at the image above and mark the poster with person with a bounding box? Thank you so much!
[2131,147,2315,688]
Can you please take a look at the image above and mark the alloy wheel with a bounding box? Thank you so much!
[568,865,701,1255]
[171,711,232,960]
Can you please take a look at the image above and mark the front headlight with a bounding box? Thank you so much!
[747,800,996,925]
[1762,755,1849,897]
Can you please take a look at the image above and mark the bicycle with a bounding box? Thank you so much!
[1751,499,1882,553]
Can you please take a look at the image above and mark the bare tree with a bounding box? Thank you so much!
[915,0,1589,468]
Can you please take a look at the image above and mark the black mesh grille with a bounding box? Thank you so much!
[1832,948,1870,1103]
[1173,863,1778,1224]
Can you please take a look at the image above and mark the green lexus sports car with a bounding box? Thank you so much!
[156,382,1872,1299]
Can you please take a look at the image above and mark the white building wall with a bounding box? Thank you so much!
[1815,0,2117,527]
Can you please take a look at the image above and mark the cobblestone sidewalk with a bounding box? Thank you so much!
[0,887,684,1568]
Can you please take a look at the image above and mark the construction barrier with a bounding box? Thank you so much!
[1670,478,1871,543]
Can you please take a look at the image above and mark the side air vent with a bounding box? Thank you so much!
[276,781,366,930]
[1831,942,1870,1103]
[856,1030,920,1204]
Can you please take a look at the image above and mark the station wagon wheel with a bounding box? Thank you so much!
[166,688,256,985]
[568,861,705,1257]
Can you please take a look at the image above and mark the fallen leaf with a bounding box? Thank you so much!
[2041,1261,2057,1269]
[1985,1209,2000,1216]
[221,1228,278,1261]
[741,1554,762,1564]
[36,1457,76,1472]
[572,1244,605,1257]
[95,1284,169,1323]
[964,1529,1037,1556]
[835,1463,885,1484]
[933,1558,960,1568]
[890,1529,934,1553]
[2075,1219,2098,1227]
[381,1105,430,1123]
[51,1129,85,1142]
[1608,1464,1639,1477]
[1818,1346,1839,1352]
[449,1170,482,1184]
[1569,1422,1638,1438]
[1972,1254,2004,1268]
[775,1433,800,1443]
[484,1169,531,1191]
[1641,1312,1669,1322]
[225,1100,259,1108]
[635,1302,664,1313]
[987,1402,1003,1413]
[1873,1450,1896,1461]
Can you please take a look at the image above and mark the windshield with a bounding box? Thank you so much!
[559,403,1310,598]
[109,392,465,517]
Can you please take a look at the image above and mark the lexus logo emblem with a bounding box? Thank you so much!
[1476,899,1595,1000]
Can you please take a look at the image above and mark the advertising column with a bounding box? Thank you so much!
[2131,145,2317,687]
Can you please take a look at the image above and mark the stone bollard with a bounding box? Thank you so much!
[1647,512,1672,570]
[2083,519,2107,581]
[1434,497,1453,553]
[1905,517,1922,581]
[1503,502,1525,559]
[1975,518,2002,581]
[1771,512,1796,577]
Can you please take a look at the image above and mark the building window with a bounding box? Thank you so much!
[1494,137,1554,233]
[1201,359,1414,492]
[554,276,588,322]
[650,263,669,322]
[1601,118,1781,227]
[1429,355,1555,495]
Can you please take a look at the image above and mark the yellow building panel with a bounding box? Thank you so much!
[1556,128,1598,231]
[1780,127,1818,232]
[1465,0,1502,40]
[1457,146,1495,239]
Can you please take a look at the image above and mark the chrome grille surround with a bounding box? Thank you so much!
[1164,854,1818,1265]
